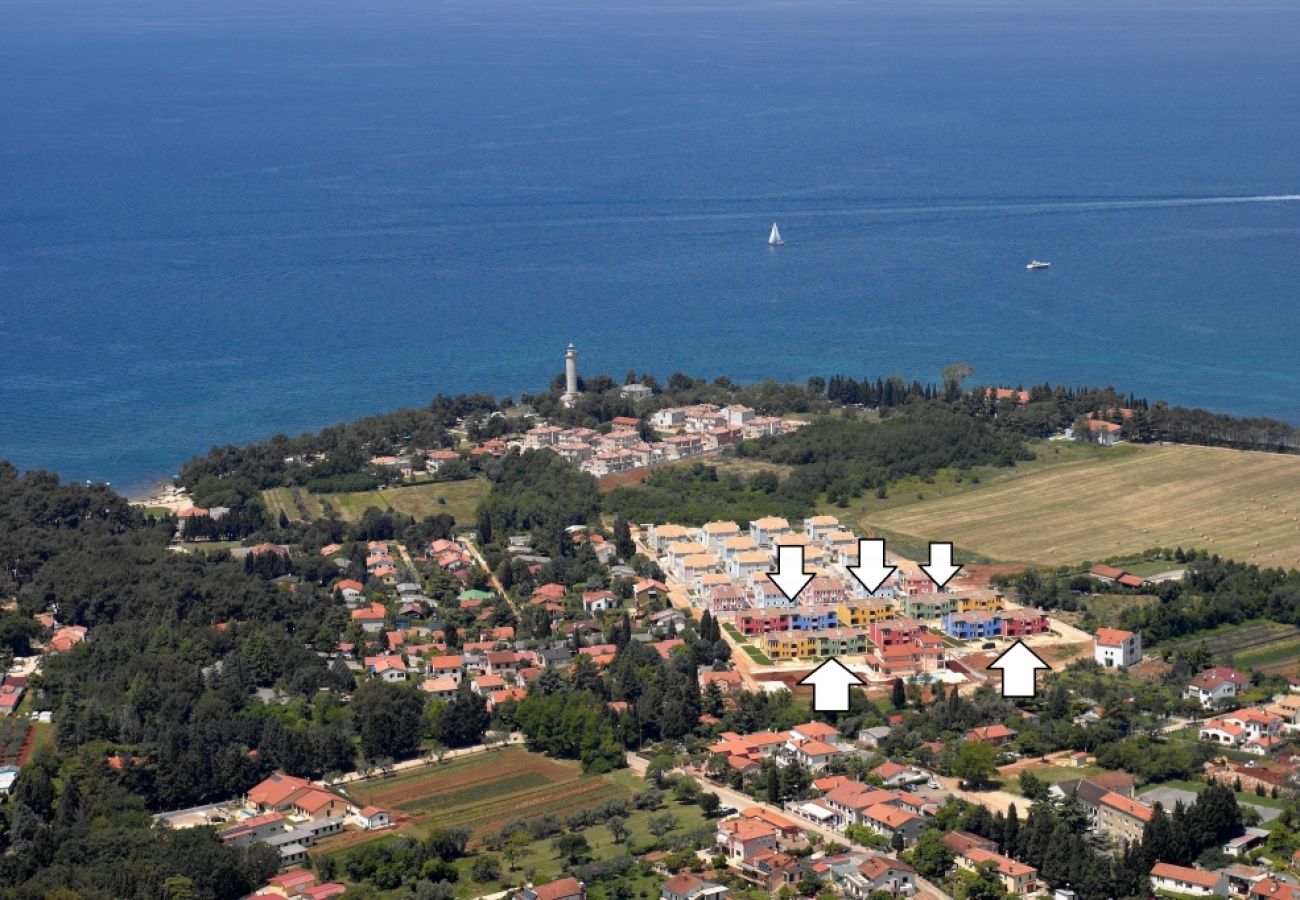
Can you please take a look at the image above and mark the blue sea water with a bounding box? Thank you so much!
[3,0,1300,496]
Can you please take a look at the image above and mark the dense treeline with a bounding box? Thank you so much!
[742,405,1032,506]
[0,466,357,895]
[603,463,813,527]
[1118,556,1300,644]
[475,450,601,553]
[1002,553,1300,648]
[177,393,500,496]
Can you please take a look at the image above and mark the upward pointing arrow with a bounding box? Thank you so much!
[987,640,1051,698]
[921,541,962,589]
[798,658,866,712]
[768,544,813,603]
[847,538,897,595]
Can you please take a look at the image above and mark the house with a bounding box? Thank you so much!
[267,870,318,895]
[581,590,618,613]
[958,848,1039,895]
[966,724,1017,746]
[736,847,800,893]
[363,655,408,682]
[788,739,842,771]
[0,683,22,716]
[486,650,522,675]
[351,806,390,830]
[844,855,917,898]
[1149,862,1229,897]
[0,765,20,796]
[1250,880,1300,900]
[858,726,892,749]
[300,886,347,900]
[822,783,903,829]
[1089,564,1125,583]
[661,874,727,900]
[1094,627,1142,668]
[420,675,460,701]
[1186,668,1251,708]
[351,603,388,633]
[871,761,922,788]
[428,654,464,683]
[46,625,88,653]
[749,516,792,548]
[790,721,841,745]
[699,670,743,695]
[515,876,586,900]
[860,803,926,847]
[1096,791,1154,843]
[717,816,779,861]
[1047,772,1137,821]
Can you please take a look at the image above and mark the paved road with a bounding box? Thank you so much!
[629,754,952,899]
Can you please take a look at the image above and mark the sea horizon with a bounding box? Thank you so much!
[5,0,1300,496]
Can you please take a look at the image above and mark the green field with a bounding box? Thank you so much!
[867,443,1300,569]
[1161,620,1300,673]
[315,749,707,899]
[262,478,487,525]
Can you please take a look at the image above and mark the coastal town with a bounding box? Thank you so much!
[6,352,1300,900]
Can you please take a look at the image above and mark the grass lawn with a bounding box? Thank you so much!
[721,623,775,665]
[868,443,1300,569]
[262,478,487,525]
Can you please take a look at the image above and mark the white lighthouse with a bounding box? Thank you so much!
[561,343,580,407]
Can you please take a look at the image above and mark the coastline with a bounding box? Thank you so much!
[128,480,190,511]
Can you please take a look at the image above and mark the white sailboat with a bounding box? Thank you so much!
[768,223,784,246]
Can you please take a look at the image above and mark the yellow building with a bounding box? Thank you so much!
[760,633,817,660]
[956,591,1004,614]
[836,600,897,628]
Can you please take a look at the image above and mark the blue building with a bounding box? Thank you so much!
[941,611,1003,641]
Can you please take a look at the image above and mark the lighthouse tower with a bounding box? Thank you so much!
[561,343,580,407]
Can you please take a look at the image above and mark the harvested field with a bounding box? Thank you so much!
[870,444,1300,569]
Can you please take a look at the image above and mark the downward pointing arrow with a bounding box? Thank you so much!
[987,640,1051,698]
[920,541,962,589]
[768,544,814,603]
[798,658,866,712]
[847,538,897,595]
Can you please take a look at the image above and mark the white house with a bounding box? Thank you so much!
[1093,628,1142,668]
[353,806,391,830]
[1185,668,1250,708]
[1149,863,1228,897]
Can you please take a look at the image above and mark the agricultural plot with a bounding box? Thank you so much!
[340,748,630,844]
[870,444,1300,569]
[261,478,487,525]
[0,719,33,765]
[1163,621,1300,674]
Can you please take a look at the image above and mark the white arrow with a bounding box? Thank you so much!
[987,640,1051,698]
[921,541,962,589]
[768,544,813,603]
[798,658,866,712]
[847,538,897,595]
